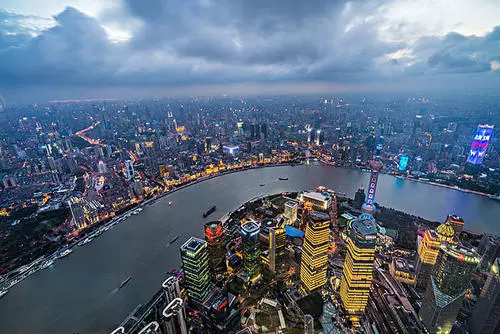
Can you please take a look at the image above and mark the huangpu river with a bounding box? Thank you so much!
[0,165,498,333]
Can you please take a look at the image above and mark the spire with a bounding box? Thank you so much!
[360,136,383,219]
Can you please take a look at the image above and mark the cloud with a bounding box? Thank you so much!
[0,1,499,99]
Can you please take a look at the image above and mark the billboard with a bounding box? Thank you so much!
[467,124,494,165]
[398,155,409,171]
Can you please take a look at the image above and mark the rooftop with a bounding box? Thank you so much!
[241,220,260,234]
[309,211,330,222]
[351,217,377,237]
[180,237,206,253]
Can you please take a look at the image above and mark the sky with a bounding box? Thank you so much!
[0,0,499,102]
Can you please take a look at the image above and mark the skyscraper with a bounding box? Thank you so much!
[162,276,182,302]
[269,226,286,273]
[353,186,366,210]
[419,244,480,333]
[340,217,377,317]
[97,160,107,174]
[240,221,261,280]
[360,138,383,220]
[143,141,159,176]
[161,277,188,334]
[125,160,135,180]
[162,298,188,334]
[304,314,314,334]
[180,237,211,304]
[414,229,441,290]
[477,234,500,273]
[138,321,160,334]
[300,211,330,292]
[470,258,500,334]
[204,221,227,280]
[467,124,494,165]
[445,214,464,236]
[284,200,298,224]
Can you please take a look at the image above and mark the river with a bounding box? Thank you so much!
[0,165,498,333]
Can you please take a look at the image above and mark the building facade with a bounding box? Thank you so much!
[180,237,211,304]
[419,244,480,333]
[340,217,377,317]
[240,221,261,280]
[300,211,330,292]
[470,258,500,334]
[204,221,227,280]
[414,229,441,290]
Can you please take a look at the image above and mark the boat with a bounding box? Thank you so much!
[43,260,54,269]
[170,236,180,244]
[489,194,500,201]
[259,184,265,187]
[169,201,173,206]
[278,177,288,181]
[0,289,7,298]
[59,249,73,258]
[78,237,93,246]
[203,205,216,218]
[119,276,132,289]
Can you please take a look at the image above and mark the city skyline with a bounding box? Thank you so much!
[0,1,498,333]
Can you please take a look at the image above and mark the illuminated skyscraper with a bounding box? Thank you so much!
[398,154,409,171]
[419,244,480,333]
[445,214,464,236]
[467,124,494,165]
[470,258,500,334]
[340,217,377,317]
[315,129,321,145]
[436,221,456,244]
[240,221,261,280]
[269,226,286,273]
[180,237,211,304]
[284,200,298,224]
[414,229,441,290]
[300,211,330,292]
[360,137,383,219]
[125,160,135,180]
[204,221,227,280]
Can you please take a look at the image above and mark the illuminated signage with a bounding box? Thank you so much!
[398,155,409,171]
[467,124,494,165]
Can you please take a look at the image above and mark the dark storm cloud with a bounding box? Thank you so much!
[0,7,117,86]
[0,1,498,92]
[402,27,500,75]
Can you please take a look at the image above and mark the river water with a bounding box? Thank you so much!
[0,165,498,333]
